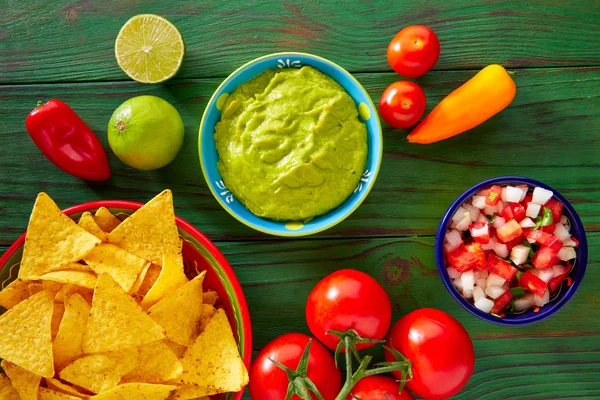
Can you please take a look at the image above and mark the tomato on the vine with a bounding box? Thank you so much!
[384,308,474,400]
[306,269,392,351]
[379,81,426,128]
[249,333,342,400]
[387,25,440,78]
[347,376,415,400]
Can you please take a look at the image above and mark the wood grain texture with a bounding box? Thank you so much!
[1,0,599,83]
[0,68,598,244]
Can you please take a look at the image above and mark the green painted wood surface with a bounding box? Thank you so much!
[1,0,599,398]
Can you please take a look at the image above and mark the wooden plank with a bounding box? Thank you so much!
[0,67,598,244]
[1,1,599,83]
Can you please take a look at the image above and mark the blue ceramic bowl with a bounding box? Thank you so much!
[435,176,588,325]
[199,52,382,237]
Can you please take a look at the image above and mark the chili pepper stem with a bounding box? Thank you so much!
[508,71,516,77]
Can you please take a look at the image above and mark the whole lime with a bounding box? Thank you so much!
[108,95,184,170]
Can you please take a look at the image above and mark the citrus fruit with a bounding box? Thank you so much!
[115,14,185,84]
[108,96,184,170]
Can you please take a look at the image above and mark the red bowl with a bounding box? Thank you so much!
[0,200,252,399]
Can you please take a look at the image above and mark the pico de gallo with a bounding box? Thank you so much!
[444,184,578,316]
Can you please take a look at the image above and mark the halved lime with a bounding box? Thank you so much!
[115,14,185,84]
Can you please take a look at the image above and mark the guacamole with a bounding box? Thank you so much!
[214,66,368,221]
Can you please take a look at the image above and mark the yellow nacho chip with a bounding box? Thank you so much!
[169,385,218,400]
[135,263,162,300]
[141,253,188,309]
[46,262,94,274]
[46,378,89,398]
[51,302,66,340]
[83,274,165,354]
[54,294,91,371]
[89,382,176,400]
[148,272,205,346]
[1,360,41,400]
[54,283,94,305]
[78,212,108,242]
[93,207,122,233]
[122,340,183,383]
[163,339,187,358]
[39,387,83,400]
[39,270,98,289]
[59,348,138,394]
[0,279,31,309]
[130,262,151,296]
[179,309,248,391]
[42,280,65,296]
[202,290,218,306]
[199,304,216,333]
[83,243,149,293]
[28,282,44,296]
[107,190,181,265]
[0,290,54,377]
[0,372,20,399]
[19,193,101,278]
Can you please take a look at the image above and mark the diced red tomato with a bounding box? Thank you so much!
[447,243,486,272]
[496,219,523,243]
[525,230,563,252]
[490,291,513,314]
[486,254,518,281]
[519,271,548,297]
[500,203,526,222]
[531,246,559,270]
[541,223,556,233]
[469,222,490,244]
[485,185,503,206]
[521,193,533,209]
[548,275,566,292]
[545,198,563,222]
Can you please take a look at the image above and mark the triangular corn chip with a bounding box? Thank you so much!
[54,283,94,305]
[28,282,43,296]
[122,340,183,383]
[169,385,218,400]
[199,304,216,333]
[83,274,165,354]
[163,339,187,358]
[89,382,176,399]
[202,290,218,306]
[46,378,89,398]
[0,290,54,377]
[0,372,20,399]
[53,294,91,371]
[1,360,41,400]
[148,272,205,346]
[141,253,188,309]
[51,302,65,340]
[46,262,93,274]
[78,212,108,242]
[0,279,31,309]
[42,280,64,296]
[107,190,181,265]
[39,387,82,400]
[83,243,149,293]
[134,263,162,300]
[19,193,101,278]
[93,207,121,233]
[179,309,248,391]
[38,270,98,289]
[59,348,138,394]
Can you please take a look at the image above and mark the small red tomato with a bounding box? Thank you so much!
[387,25,440,78]
[347,375,415,400]
[379,81,426,128]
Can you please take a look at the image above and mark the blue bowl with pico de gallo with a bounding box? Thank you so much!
[435,176,588,325]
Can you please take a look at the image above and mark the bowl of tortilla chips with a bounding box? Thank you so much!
[0,189,251,399]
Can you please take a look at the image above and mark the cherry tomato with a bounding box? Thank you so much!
[306,269,392,351]
[387,25,440,78]
[347,376,415,400]
[379,81,426,128]
[249,333,342,400]
[384,309,475,400]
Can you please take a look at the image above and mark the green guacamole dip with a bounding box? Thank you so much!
[214,66,368,221]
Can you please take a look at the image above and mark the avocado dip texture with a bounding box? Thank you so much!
[214,66,368,221]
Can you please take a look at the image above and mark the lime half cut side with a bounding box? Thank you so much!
[115,14,185,84]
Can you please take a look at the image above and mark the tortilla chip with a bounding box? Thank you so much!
[135,263,162,300]
[89,382,176,399]
[46,262,94,274]
[42,280,65,296]
[1,360,41,400]
[59,348,138,394]
[39,270,98,289]
[78,212,108,242]
[202,290,218,306]
[130,263,150,296]
[19,193,101,278]
[54,283,94,305]
[141,253,188,309]
[83,274,165,354]
[94,207,121,233]
[83,243,149,293]
[0,290,54,377]
[199,304,216,333]
[0,372,20,399]
[51,302,66,340]
[0,279,31,309]
[28,282,44,296]
[169,384,219,399]
[53,294,91,371]
[179,309,248,391]
[148,272,205,346]
[39,387,83,400]
[163,339,187,358]
[122,340,183,383]
[107,190,181,265]
[46,379,89,398]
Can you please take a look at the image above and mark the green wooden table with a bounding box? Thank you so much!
[1,1,599,398]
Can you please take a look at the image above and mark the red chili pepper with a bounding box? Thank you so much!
[25,100,111,181]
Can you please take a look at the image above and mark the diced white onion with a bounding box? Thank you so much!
[476,213,489,224]
[527,237,536,244]
[452,207,468,224]
[519,218,536,228]
[503,186,523,203]
[474,297,495,313]
[493,216,506,229]
[532,187,554,205]
[473,286,486,303]
[533,289,550,307]
[493,243,509,258]
[447,267,461,279]
[483,205,498,216]
[514,293,535,312]
[472,195,487,209]
[445,242,458,253]
[510,245,530,266]
[453,277,464,292]
[526,203,541,218]
[557,247,576,261]
[518,185,528,201]
[463,288,473,299]
[563,239,577,247]
[474,270,489,288]
[552,264,568,278]
[461,270,475,293]
[456,216,471,232]
[445,229,463,249]
[554,224,570,242]
[487,273,507,288]
[463,204,481,222]
[485,285,506,299]
[531,268,555,283]
[560,215,568,225]
[471,223,489,239]
[481,237,497,251]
